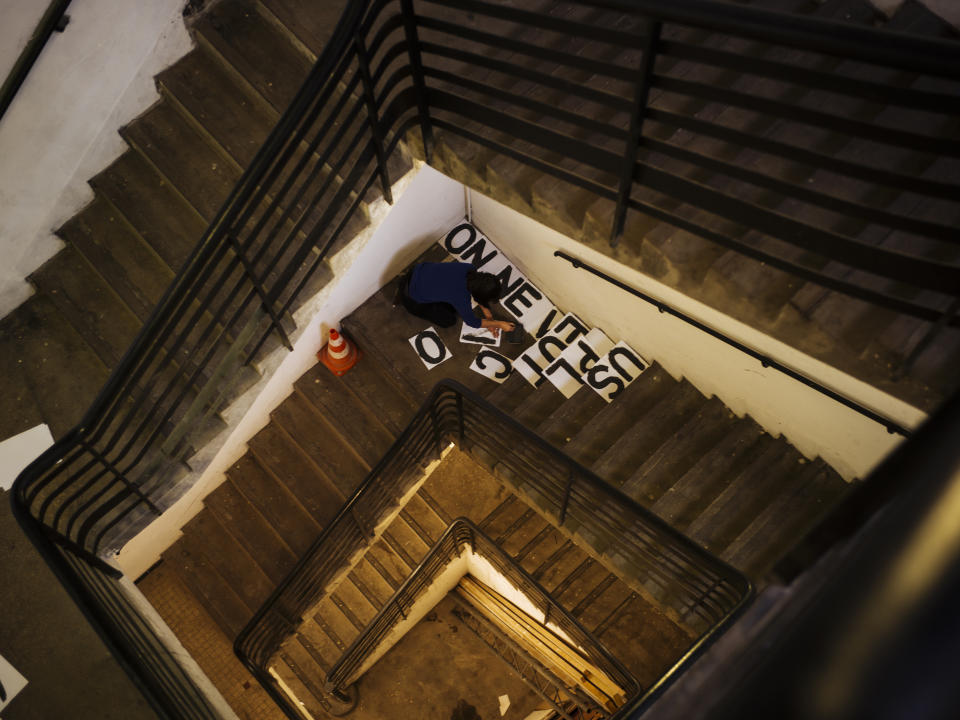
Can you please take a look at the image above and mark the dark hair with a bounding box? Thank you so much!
[466,270,501,306]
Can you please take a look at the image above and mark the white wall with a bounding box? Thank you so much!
[0,0,192,317]
[469,189,926,481]
[0,0,49,81]
[116,163,466,578]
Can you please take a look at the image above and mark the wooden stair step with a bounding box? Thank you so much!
[2,295,109,439]
[121,101,240,223]
[561,364,674,467]
[203,479,299,586]
[497,511,552,559]
[724,459,849,576]
[401,492,449,546]
[227,454,322,557]
[535,383,609,450]
[485,372,537,416]
[194,0,313,114]
[591,380,705,487]
[533,539,588,594]
[330,578,379,630]
[551,557,611,612]
[28,243,142,369]
[57,195,175,322]
[477,494,527,538]
[258,0,347,60]
[273,647,331,716]
[314,594,362,650]
[686,441,806,555]
[593,592,692,689]
[179,510,276,611]
[157,48,278,171]
[620,397,737,506]
[294,366,396,470]
[89,149,205,274]
[364,537,414,591]
[163,541,252,638]
[512,383,567,430]
[574,577,634,633]
[334,347,419,435]
[347,558,395,609]
[248,422,344,527]
[296,619,342,673]
[271,389,369,498]
[383,516,433,567]
[0,318,45,441]
[651,419,767,531]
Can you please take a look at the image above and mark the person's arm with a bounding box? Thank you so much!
[480,317,515,337]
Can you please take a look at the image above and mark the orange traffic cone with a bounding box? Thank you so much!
[318,327,361,376]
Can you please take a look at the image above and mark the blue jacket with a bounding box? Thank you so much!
[408,262,482,327]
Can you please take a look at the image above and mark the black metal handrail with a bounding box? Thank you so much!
[324,518,640,708]
[554,249,912,437]
[235,381,751,720]
[0,0,71,123]
[8,1,959,716]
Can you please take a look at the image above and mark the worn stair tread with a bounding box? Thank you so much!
[248,422,344,526]
[180,510,276,611]
[498,511,552,559]
[686,441,807,555]
[535,382,609,449]
[512,382,567,430]
[332,578,380,629]
[121,101,241,223]
[724,459,849,576]
[195,0,313,113]
[533,540,590,594]
[575,578,634,633]
[0,319,46,442]
[485,371,537,416]
[651,418,768,532]
[272,389,369,498]
[333,346,420,435]
[594,593,691,689]
[157,47,278,170]
[296,619,342,673]
[620,398,736,506]
[29,243,143,369]
[227,454,322,557]
[294,365,397,470]
[591,381,706,487]
[275,645,332,715]
[364,538,413,591]
[3,295,110,439]
[89,150,206,274]
[271,652,330,717]
[348,558,395,609]
[259,0,348,59]
[401,493,448,546]
[57,195,175,322]
[560,364,674,467]
[163,541,253,638]
[552,557,612,612]
[314,594,361,649]
[203,479,299,585]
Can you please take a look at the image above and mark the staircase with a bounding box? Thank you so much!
[0,0,393,449]
[415,0,960,411]
[139,252,848,718]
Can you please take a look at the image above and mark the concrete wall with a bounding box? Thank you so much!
[469,189,926,481]
[116,163,466,578]
[0,0,192,318]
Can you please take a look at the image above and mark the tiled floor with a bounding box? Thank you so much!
[138,563,286,720]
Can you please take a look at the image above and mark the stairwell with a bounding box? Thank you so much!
[138,244,847,718]
[3,0,957,717]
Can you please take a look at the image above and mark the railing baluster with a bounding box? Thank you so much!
[354,33,394,204]
[610,20,661,247]
[224,234,293,351]
[400,0,435,161]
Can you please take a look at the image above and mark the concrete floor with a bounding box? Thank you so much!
[348,596,545,720]
[0,490,158,720]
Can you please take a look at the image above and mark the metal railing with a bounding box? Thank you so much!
[554,249,911,436]
[8,0,959,716]
[325,518,641,713]
[0,0,71,123]
[235,381,751,720]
